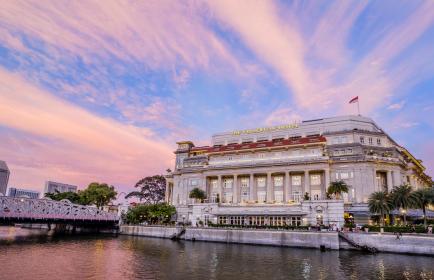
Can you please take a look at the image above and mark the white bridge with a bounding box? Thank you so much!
[0,196,118,225]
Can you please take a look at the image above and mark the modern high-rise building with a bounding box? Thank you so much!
[7,187,40,199]
[0,160,10,196]
[165,115,432,226]
[44,181,78,194]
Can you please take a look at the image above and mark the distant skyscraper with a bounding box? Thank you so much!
[8,187,40,199]
[0,160,10,196]
[44,181,78,194]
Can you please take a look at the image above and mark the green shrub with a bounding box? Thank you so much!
[363,225,426,233]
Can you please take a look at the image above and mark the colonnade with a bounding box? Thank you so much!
[206,169,331,204]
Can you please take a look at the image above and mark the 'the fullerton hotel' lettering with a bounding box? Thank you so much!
[232,123,299,135]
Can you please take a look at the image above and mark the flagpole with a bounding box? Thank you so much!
[357,100,360,116]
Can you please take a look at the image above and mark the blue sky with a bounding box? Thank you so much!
[0,0,433,192]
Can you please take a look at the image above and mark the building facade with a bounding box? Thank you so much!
[8,188,40,199]
[0,161,10,196]
[44,181,78,194]
[165,115,432,226]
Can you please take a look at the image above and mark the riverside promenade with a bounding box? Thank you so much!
[120,225,434,256]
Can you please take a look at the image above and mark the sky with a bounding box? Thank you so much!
[1,0,434,194]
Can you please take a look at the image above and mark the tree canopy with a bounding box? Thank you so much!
[189,187,206,202]
[327,181,349,200]
[410,188,434,228]
[45,191,81,204]
[389,184,415,224]
[368,191,393,227]
[124,203,176,225]
[45,182,117,209]
[125,175,166,204]
[80,182,117,209]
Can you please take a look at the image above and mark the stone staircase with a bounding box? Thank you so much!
[338,232,378,253]
[170,226,186,240]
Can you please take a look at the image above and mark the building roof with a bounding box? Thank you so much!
[0,160,9,172]
[190,136,326,154]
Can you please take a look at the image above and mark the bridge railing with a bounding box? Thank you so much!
[0,196,118,221]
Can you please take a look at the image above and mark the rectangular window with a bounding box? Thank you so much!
[292,191,302,203]
[291,175,302,186]
[210,179,218,190]
[223,178,233,188]
[241,177,249,188]
[290,216,301,226]
[368,137,373,145]
[274,191,283,202]
[257,177,266,188]
[224,192,233,203]
[241,189,249,202]
[377,138,381,145]
[360,136,365,144]
[274,176,283,187]
[257,191,266,203]
[310,174,321,185]
[191,179,198,186]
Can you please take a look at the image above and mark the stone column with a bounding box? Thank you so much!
[324,168,330,200]
[387,171,393,192]
[392,170,401,187]
[249,173,255,201]
[233,174,238,204]
[373,169,378,192]
[165,180,170,203]
[217,175,223,203]
[267,172,273,202]
[284,171,290,203]
[304,170,310,200]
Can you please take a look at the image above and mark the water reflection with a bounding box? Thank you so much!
[0,226,433,280]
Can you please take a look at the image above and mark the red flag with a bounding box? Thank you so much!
[349,96,358,104]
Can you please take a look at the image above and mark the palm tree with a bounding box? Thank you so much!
[327,181,349,200]
[411,188,434,228]
[389,184,415,225]
[368,191,392,227]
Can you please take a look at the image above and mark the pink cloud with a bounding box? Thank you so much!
[208,0,313,107]
[0,1,243,73]
[0,69,174,192]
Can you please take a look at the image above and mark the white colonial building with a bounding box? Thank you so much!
[165,115,432,227]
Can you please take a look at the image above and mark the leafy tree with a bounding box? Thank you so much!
[368,191,393,227]
[189,188,206,203]
[327,181,349,200]
[126,175,166,204]
[80,182,117,209]
[389,184,415,225]
[125,203,176,225]
[411,188,434,228]
[44,191,81,204]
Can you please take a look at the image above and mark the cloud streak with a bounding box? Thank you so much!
[0,69,173,191]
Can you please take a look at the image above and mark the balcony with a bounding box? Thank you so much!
[208,155,329,168]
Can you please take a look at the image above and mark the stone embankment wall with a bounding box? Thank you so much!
[120,226,434,255]
[120,226,339,249]
[121,225,178,238]
[340,233,434,255]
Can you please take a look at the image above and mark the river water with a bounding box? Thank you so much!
[0,226,433,280]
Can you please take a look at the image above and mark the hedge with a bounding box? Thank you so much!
[363,225,427,234]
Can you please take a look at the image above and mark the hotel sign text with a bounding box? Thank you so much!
[232,123,299,135]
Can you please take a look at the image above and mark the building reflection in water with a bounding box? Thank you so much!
[0,229,433,280]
